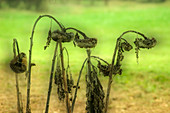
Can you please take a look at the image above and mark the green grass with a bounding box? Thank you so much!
[0,1,170,90]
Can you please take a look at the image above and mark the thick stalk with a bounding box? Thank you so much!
[59,42,71,113]
[104,39,119,113]
[86,49,94,113]
[45,43,58,113]
[13,39,23,113]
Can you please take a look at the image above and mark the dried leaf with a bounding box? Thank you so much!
[97,61,110,76]
[44,29,52,50]
[54,56,65,101]
[86,64,105,113]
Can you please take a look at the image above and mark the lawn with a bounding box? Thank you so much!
[0,1,170,113]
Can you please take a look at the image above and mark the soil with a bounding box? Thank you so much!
[0,66,170,113]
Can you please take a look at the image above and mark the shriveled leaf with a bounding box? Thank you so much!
[44,29,52,50]
[54,56,65,101]
[97,61,110,76]
[86,64,105,113]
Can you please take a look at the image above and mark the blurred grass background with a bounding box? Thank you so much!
[0,0,170,112]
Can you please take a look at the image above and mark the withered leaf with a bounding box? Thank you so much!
[44,29,52,50]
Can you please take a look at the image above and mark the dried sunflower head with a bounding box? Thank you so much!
[121,42,133,51]
[74,33,97,48]
[134,38,157,49]
[51,30,74,42]
[10,52,27,73]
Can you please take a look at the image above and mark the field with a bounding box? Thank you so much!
[0,1,170,113]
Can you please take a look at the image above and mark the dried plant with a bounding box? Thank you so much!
[74,33,97,48]
[28,15,72,113]
[104,30,157,113]
[65,27,107,113]
[13,14,156,113]
[10,39,24,113]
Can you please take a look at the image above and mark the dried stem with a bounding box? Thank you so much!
[15,75,21,113]
[59,42,71,113]
[65,27,88,39]
[86,49,94,113]
[27,15,65,113]
[45,43,59,113]
[119,30,148,40]
[13,39,23,113]
[104,30,149,113]
[91,56,109,65]
[104,39,119,113]
[63,47,70,69]
[71,58,87,112]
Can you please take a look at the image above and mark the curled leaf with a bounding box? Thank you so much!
[54,56,65,101]
[44,29,52,50]
[112,65,122,75]
[97,61,122,76]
